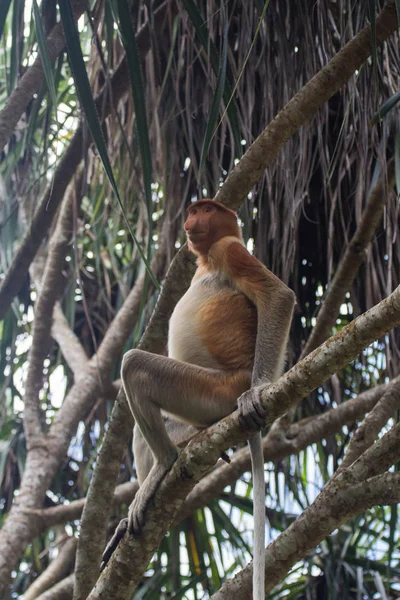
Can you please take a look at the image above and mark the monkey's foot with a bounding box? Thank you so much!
[100,518,128,571]
[238,386,267,431]
[128,461,176,534]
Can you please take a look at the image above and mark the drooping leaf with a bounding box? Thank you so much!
[32,0,57,108]
[0,0,12,41]
[182,0,242,159]
[371,90,400,125]
[58,0,159,289]
[116,0,152,220]
[199,16,228,180]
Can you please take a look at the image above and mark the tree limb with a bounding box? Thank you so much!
[302,158,396,356]
[74,234,195,598]
[24,171,83,445]
[0,0,86,153]
[17,382,387,530]
[177,381,388,520]
[211,472,400,598]
[0,237,167,594]
[338,374,400,471]
[0,0,174,321]
[52,303,89,376]
[89,283,400,599]
[34,573,74,600]
[22,537,77,600]
[215,0,397,207]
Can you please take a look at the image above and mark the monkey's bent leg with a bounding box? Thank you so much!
[133,418,200,485]
[122,349,250,426]
[121,349,250,532]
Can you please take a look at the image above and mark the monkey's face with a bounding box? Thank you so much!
[184,200,239,255]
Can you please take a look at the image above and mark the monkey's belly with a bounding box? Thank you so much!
[168,285,256,370]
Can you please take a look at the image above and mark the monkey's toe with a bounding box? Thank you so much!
[128,505,144,535]
[127,461,174,534]
[101,517,128,570]
[238,387,267,431]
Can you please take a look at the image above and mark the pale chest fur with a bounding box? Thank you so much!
[168,271,257,371]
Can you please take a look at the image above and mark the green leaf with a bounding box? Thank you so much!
[371,91,400,125]
[388,503,397,567]
[367,0,377,80]
[116,0,152,219]
[199,17,228,179]
[159,16,180,99]
[182,0,242,160]
[58,0,159,289]
[10,0,24,93]
[32,0,57,108]
[395,130,400,197]
[0,0,12,41]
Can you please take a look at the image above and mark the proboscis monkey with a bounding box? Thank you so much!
[105,199,295,599]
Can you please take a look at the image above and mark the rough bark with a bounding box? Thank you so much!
[74,238,196,599]
[338,375,400,471]
[52,303,89,376]
[35,574,74,600]
[177,382,388,520]
[17,382,387,532]
[24,171,83,445]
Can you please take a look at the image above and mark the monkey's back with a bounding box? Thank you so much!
[168,272,256,371]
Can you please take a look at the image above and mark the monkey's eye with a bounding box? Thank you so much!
[203,206,212,212]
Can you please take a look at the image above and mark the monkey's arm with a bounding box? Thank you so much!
[222,241,295,600]
[222,241,296,426]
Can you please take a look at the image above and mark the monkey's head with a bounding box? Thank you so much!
[184,199,241,255]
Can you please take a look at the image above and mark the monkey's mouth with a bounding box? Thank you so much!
[187,231,207,238]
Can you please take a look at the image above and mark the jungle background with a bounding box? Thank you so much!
[1,0,400,598]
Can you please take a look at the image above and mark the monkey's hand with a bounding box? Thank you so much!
[128,458,177,534]
[238,385,267,431]
[100,518,128,571]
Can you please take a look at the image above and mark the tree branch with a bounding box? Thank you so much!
[75,236,195,598]
[0,0,86,153]
[0,0,174,321]
[177,381,388,520]
[18,382,387,531]
[22,537,76,600]
[24,171,83,445]
[338,374,400,471]
[211,472,400,599]
[52,302,89,376]
[89,284,400,599]
[0,232,167,594]
[34,573,74,600]
[215,0,397,207]
[302,158,396,356]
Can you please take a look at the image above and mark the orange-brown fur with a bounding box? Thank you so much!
[197,291,256,371]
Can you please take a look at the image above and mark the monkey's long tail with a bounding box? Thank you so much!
[249,432,265,600]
